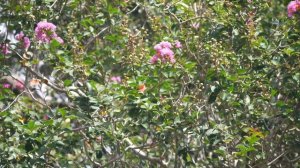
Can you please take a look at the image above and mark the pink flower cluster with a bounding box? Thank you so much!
[150,41,176,64]
[2,81,24,91]
[2,83,11,89]
[175,40,182,48]
[15,31,31,50]
[35,21,63,44]
[288,0,300,17]
[0,43,10,55]
[111,76,122,83]
[16,81,25,91]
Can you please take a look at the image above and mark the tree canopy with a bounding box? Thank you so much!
[1,0,300,167]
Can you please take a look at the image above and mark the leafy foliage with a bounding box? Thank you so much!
[0,0,300,167]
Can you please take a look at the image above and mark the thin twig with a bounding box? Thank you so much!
[284,154,300,163]
[267,151,287,166]
[124,138,168,168]
[50,0,59,8]
[180,16,203,24]
[9,49,68,94]
[3,74,54,111]
[126,3,140,15]
[25,90,53,112]
[23,65,68,93]
[101,154,123,168]
[1,90,25,112]
[59,0,68,16]
[80,131,102,167]
[85,26,109,50]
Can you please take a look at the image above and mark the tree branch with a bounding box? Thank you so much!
[101,154,123,168]
[124,138,168,168]
[22,64,68,93]
[267,151,287,166]
[1,90,25,112]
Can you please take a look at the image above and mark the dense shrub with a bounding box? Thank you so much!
[1,0,300,167]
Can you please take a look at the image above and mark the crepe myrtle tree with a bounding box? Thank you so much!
[1,0,300,167]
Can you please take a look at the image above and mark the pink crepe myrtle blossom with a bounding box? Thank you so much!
[2,83,11,89]
[35,21,63,44]
[160,47,174,57]
[159,41,172,49]
[169,55,176,63]
[35,21,56,43]
[15,81,25,91]
[111,76,122,83]
[174,40,182,48]
[23,37,31,50]
[55,37,64,44]
[161,52,175,63]
[154,44,163,52]
[150,55,159,64]
[287,0,300,17]
[170,59,176,63]
[15,31,24,41]
[15,32,31,50]
[150,41,176,64]
[1,43,10,55]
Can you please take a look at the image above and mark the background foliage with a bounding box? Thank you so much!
[1,0,300,167]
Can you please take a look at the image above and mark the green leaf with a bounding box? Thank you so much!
[27,120,36,131]
[64,79,73,87]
